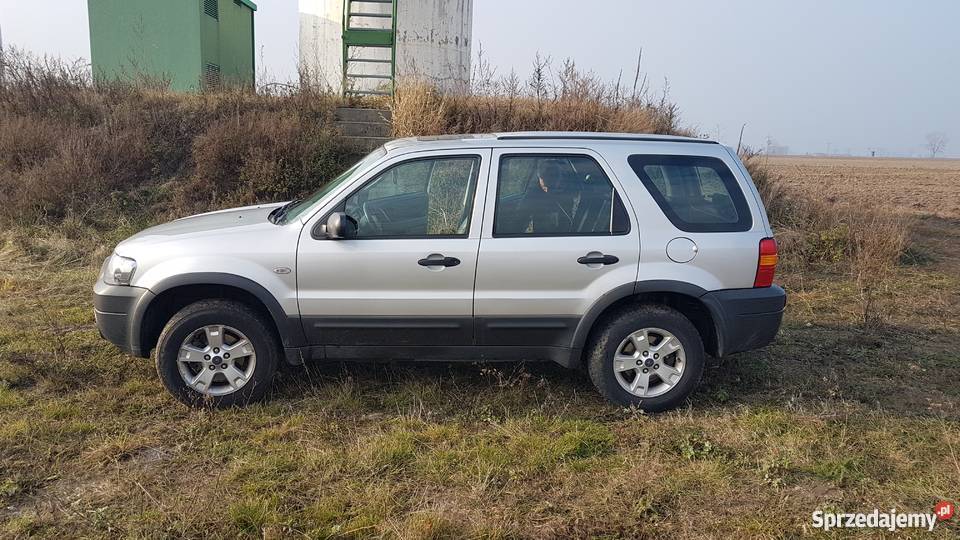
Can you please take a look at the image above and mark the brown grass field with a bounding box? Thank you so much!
[766,155,960,219]
[766,155,960,274]
[2,154,958,538]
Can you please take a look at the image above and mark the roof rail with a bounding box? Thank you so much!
[495,133,718,145]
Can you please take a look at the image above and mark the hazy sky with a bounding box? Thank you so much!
[1,0,957,156]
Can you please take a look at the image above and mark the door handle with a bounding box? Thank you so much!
[577,254,619,265]
[418,255,461,268]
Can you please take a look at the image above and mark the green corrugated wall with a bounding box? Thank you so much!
[88,0,255,92]
[211,0,255,88]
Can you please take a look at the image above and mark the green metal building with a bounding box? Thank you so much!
[88,0,257,91]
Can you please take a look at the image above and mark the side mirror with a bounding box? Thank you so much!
[325,212,358,239]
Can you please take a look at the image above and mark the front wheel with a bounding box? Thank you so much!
[587,304,705,412]
[155,300,279,408]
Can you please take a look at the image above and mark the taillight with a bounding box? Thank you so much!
[754,238,778,287]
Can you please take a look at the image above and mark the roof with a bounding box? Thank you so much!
[237,0,257,11]
[383,131,717,153]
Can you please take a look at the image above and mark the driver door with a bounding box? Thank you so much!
[297,150,491,351]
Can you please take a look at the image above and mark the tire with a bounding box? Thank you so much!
[155,299,279,408]
[586,304,705,412]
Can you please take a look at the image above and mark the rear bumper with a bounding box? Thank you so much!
[702,285,786,357]
[93,280,153,357]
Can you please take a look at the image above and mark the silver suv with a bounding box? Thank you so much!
[94,133,785,411]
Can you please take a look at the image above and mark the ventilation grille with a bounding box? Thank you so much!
[203,63,221,89]
[204,0,219,19]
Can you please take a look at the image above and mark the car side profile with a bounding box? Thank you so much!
[93,132,786,411]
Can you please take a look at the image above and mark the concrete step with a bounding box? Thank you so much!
[338,120,392,138]
[335,107,392,124]
[341,135,392,152]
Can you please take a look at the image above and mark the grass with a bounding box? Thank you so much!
[743,152,913,325]
[1,220,959,537]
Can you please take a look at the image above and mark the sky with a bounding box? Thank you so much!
[1,0,957,157]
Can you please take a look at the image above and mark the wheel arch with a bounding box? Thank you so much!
[572,281,723,365]
[132,273,304,358]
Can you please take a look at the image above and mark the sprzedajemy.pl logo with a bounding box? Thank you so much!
[811,501,954,532]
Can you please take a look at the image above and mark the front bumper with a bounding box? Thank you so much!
[702,285,786,357]
[93,280,153,357]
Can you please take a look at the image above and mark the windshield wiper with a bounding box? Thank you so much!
[269,198,302,225]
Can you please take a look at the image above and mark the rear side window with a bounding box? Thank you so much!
[627,155,752,232]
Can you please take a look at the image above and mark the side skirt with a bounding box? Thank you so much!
[284,345,582,369]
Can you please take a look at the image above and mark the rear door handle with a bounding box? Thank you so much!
[418,254,461,267]
[577,254,619,265]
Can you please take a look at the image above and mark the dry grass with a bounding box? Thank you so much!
[392,57,684,137]
[0,48,355,233]
[743,152,913,325]
[1,245,959,538]
[390,80,448,138]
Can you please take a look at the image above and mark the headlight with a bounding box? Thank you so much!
[102,254,137,286]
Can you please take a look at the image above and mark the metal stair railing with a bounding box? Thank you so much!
[342,0,397,97]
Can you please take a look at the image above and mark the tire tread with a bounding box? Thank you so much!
[155,299,279,408]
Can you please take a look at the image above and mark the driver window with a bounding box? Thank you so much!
[343,156,480,238]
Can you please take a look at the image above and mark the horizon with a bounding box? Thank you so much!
[0,0,956,158]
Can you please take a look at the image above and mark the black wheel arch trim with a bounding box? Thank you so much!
[570,280,723,357]
[131,272,306,355]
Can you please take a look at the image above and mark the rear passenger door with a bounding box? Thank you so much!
[473,149,640,348]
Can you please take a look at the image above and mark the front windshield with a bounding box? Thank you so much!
[281,146,387,223]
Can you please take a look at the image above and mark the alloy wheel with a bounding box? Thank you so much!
[613,327,686,398]
[177,325,257,396]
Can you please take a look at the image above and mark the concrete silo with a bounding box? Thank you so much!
[299,0,473,95]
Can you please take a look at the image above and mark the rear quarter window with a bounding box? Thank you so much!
[627,155,752,233]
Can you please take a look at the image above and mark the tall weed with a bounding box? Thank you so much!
[742,151,911,324]
[392,56,686,137]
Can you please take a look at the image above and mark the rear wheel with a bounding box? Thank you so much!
[155,300,279,408]
[587,304,705,412]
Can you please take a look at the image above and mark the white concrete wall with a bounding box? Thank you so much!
[298,0,472,93]
[298,0,345,90]
[396,0,472,92]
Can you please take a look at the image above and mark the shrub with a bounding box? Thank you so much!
[0,48,353,230]
[742,151,909,270]
[175,111,354,214]
[741,151,911,324]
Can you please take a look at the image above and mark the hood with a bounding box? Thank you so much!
[116,202,286,252]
